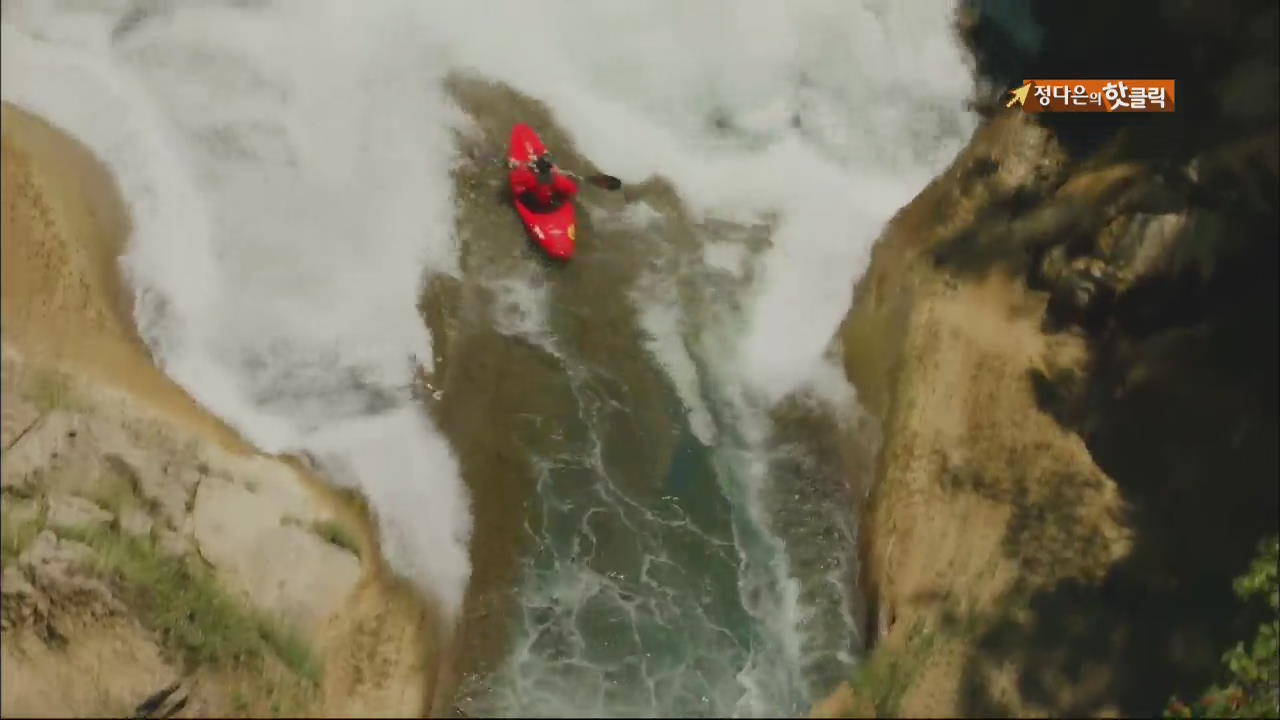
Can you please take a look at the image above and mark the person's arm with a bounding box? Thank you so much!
[553,172,579,199]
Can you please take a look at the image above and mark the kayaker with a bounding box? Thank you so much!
[510,154,578,212]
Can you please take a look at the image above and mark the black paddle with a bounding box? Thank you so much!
[564,170,623,191]
[485,156,622,191]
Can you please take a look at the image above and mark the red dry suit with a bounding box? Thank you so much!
[510,165,578,209]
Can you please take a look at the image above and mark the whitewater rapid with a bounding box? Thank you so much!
[2,0,976,714]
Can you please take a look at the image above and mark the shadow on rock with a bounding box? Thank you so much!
[942,1,1279,714]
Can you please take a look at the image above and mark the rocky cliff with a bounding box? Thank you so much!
[829,1,1278,716]
[1,103,442,717]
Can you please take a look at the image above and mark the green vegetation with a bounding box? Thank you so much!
[849,618,941,718]
[26,366,75,413]
[57,523,321,684]
[308,519,361,558]
[231,690,250,714]
[850,648,913,718]
[5,484,319,715]
[88,456,153,519]
[331,485,372,518]
[1166,536,1280,719]
[279,514,362,558]
[0,501,47,567]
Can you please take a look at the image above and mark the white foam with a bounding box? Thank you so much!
[631,284,718,446]
[2,1,472,615]
[423,0,976,402]
[617,201,665,230]
[703,241,750,279]
[488,277,554,348]
[3,0,976,650]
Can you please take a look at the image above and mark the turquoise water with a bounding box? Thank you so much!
[458,339,759,716]
[454,216,866,717]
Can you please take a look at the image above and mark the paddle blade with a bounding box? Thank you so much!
[587,174,622,191]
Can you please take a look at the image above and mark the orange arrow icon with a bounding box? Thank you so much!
[1006,81,1032,108]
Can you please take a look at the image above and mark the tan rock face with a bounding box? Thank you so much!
[1,349,362,638]
[1,614,175,718]
[840,3,1278,710]
[3,102,436,717]
[808,681,875,718]
[835,113,1135,716]
[45,495,113,531]
[191,473,361,636]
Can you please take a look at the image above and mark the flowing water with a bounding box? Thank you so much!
[2,1,976,715]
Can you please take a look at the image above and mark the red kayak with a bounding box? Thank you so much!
[507,123,576,260]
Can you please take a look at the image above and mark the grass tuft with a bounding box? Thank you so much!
[26,366,75,414]
[849,619,942,718]
[56,524,321,684]
[308,519,361,558]
[1,501,47,567]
